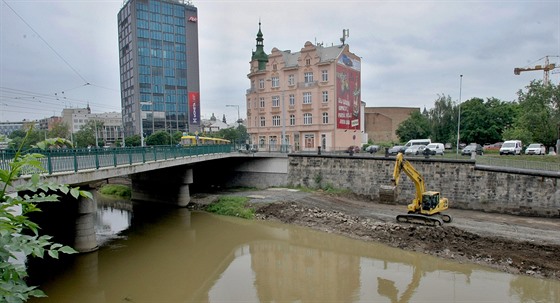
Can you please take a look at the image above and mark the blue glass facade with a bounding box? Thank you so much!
[118,0,198,138]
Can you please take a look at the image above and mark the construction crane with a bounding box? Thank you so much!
[514,56,558,83]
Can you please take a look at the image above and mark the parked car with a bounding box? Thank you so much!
[499,140,522,155]
[525,143,546,155]
[345,145,360,154]
[483,142,503,151]
[365,145,380,154]
[404,145,426,156]
[425,143,445,155]
[461,143,483,156]
[387,145,406,155]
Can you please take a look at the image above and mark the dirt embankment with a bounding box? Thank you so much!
[190,189,560,281]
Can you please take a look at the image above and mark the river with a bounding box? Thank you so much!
[28,195,559,303]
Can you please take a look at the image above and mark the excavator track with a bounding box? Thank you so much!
[396,214,444,226]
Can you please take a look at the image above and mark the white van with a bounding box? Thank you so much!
[425,143,445,155]
[404,139,431,148]
[499,140,522,155]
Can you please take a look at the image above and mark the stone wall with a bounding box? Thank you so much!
[286,154,560,217]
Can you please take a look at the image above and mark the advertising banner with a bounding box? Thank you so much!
[336,54,361,129]
[188,92,200,125]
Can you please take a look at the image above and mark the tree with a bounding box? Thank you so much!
[47,122,69,139]
[146,130,172,146]
[396,110,431,142]
[428,94,457,144]
[125,134,142,147]
[507,80,560,146]
[0,132,92,302]
[74,120,104,148]
[8,128,46,151]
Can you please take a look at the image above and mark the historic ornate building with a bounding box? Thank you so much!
[246,24,363,152]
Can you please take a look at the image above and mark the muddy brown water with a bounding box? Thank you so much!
[28,196,560,303]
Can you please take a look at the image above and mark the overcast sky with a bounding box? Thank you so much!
[1,0,559,123]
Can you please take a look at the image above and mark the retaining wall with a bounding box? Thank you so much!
[286,154,560,217]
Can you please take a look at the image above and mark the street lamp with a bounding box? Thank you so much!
[456,74,463,155]
[226,104,241,124]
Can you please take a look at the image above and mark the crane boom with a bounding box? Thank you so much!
[514,56,558,83]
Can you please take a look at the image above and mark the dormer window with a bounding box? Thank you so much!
[305,58,311,65]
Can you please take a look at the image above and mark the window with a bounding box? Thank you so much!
[271,76,279,88]
[272,96,280,107]
[303,113,312,125]
[321,70,328,82]
[305,58,311,65]
[303,92,312,104]
[288,74,295,86]
[273,64,277,70]
[322,112,329,124]
[272,115,280,126]
[304,72,313,83]
[259,97,265,108]
[260,116,266,127]
[322,91,329,103]
[289,94,295,106]
[259,79,265,89]
[290,114,295,126]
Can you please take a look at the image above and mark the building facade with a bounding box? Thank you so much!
[246,24,362,152]
[117,0,200,141]
[62,107,124,146]
[363,107,419,143]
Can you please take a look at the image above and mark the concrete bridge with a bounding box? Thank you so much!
[5,145,289,253]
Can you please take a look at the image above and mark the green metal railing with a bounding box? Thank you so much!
[0,145,234,175]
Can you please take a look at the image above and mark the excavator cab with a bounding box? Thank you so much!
[421,192,439,211]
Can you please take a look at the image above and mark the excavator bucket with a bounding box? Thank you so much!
[379,185,398,204]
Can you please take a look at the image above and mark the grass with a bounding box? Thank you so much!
[99,184,131,199]
[206,196,255,219]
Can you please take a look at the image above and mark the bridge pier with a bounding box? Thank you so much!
[74,193,99,253]
[130,167,193,207]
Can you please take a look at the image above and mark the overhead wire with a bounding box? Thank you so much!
[1,0,90,85]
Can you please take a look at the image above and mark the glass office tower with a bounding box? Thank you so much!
[118,0,200,139]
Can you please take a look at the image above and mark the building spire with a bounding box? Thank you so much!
[251,20,268,70]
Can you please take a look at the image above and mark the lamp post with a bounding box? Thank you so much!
[226,104,241,124]
[456,74,463,155]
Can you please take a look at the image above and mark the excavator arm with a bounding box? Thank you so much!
[391,153,425,211]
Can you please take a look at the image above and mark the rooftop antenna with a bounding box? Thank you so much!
[340,29,349,45]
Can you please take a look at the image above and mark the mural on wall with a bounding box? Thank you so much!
[188,92,200,125]
[336,54,361,130]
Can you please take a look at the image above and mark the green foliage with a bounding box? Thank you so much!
[0,131,92,303]
[313,173,323,188]
[125,134,142,147]
[32,138,74,150]
[146,130,172,146]
[206,196,255,219]
[99,184,131,199]
[511,80,560,146]
[214,125,249,144]
[47,122,69,139]
[74,120,104,148]
[396,110,431,142]
[8,128,46,151]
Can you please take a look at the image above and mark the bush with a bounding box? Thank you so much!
[206,196,254,219]
[99,184,131,199]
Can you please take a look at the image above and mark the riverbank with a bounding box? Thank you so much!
[189,188,560,281]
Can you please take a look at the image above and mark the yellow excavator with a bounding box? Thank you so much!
[382,152,452,226]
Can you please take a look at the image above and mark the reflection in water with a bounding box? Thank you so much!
[29,205,560,303]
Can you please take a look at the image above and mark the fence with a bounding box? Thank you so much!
[475,156,560,173]
[0,144,234,175]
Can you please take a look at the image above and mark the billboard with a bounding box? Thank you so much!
[336,54,361,129]
[188,92,200,125]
